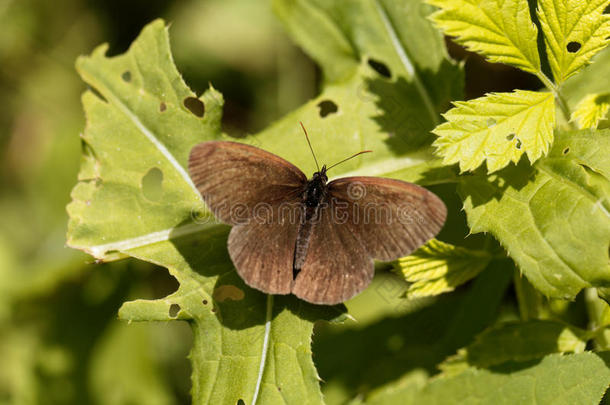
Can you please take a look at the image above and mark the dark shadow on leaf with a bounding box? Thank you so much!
[364,58,463,155]
[458,157,535,208]
[366,76,436,153]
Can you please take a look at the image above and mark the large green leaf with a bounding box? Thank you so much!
[364,352,610,404]
[537,0,610,84]
[67,1,462,402]
[459,129,610,299]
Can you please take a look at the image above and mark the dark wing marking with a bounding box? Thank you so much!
[328,177,447,261]
[292,201,374,305]
[228,199,302,295]
[188,141,307,224]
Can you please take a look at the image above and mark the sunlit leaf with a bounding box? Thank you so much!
[427,0,541,74]
[394,239,492,297]
[537,0,610,83]
[571,93,610,129]
[433,90,555,173]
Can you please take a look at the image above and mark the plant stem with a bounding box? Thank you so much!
[536,72,575,129]
[513,269,542,321]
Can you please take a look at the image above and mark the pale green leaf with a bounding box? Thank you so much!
[433,90,555,173]
[459,129,610,299]
[394,239,492,297]
[364,352,610,405]
[427,0,541,74]
[571,93,610,129]
[538,0,610,83]
[439,320,590,376]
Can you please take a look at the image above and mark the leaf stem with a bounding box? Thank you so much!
[536,72,574,129]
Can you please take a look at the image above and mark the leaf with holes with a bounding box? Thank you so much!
[571,93,610,129]
[433,90,555,173]
[67,2,462,402]
[427,0,541,74]
[393,239,492,297]
[458,129,610,299]
[537,0,610,84]
[364,352,610,405]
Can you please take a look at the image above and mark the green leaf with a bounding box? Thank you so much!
[67,19,223,261]
[459,129,610,299]
[433,90,555,173]
[439,320,589,375]
[393,239,492,297]
[571,93,610,129]
[364,352,610,405]
[537,0,610,84]
[427,0,541,74]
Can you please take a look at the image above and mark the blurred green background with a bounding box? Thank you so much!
[0,0,545,403]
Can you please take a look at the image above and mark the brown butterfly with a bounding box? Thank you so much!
[188,124,447,305]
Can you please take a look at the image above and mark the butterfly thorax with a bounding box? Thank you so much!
[304,167,328,207]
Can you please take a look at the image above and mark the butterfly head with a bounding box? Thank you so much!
[313,165,328,183]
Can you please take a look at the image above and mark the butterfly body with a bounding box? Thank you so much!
[294,166,329,278]
[188,140,447,305]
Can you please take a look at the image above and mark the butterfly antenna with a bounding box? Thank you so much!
[299,121,320,172]
[326,150,372,171]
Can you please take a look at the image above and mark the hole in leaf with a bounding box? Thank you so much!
[141,168,163,201]
[515,138,522,149]
[604,4,610,14]
[486,118,497,127]
[237,400,245,405]
[169,304,180,317]
[184,97,205,117]
[159,102,167,112]
[211,306,217,313]
[506,133,516,141]
[202,299,208,305]
[317,100,338,117]
[368,58,392,78]
[567,42,581,53]
[121,71,131,82]
[563,147,570,155]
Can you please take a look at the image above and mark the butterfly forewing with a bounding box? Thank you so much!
[292,201,374,305]
[188,141,306,224]
[328,177,447,261]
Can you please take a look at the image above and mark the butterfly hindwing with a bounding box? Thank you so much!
[228,199,303,295]
[292,200,374,305]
